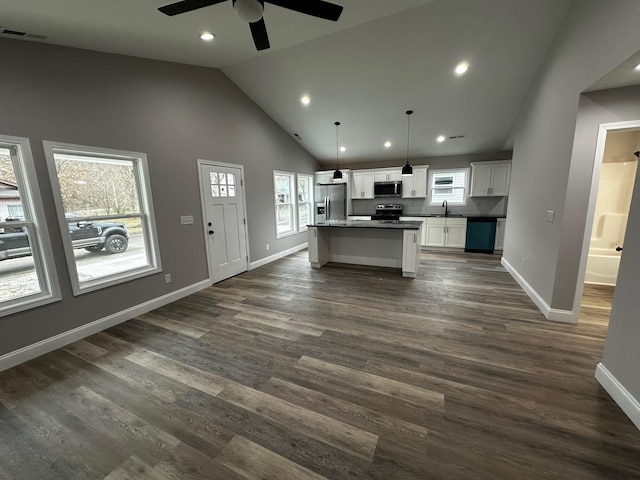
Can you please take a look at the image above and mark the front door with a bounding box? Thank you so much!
[199,161,249,284]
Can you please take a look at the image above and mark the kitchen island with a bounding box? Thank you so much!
[307,220,422,277]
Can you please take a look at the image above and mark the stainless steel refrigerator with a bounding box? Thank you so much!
[315,183,346,223]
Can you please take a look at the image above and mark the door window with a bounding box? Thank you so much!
[211,172,236,197]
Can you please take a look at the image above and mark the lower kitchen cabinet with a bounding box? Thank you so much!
[425,217,467,248]
[400,216,427,246]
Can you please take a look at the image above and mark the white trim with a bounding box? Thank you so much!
[197,159,251,282]
[0,279,211,373]
[501,257,576,323]
[274,170,298,239]
[250,243,308,270]
[595,363,640,432]
[573,119,640,319]
[42,141,162,296]
[0,134,61,317]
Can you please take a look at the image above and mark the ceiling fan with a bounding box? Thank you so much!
[158,0,344,51]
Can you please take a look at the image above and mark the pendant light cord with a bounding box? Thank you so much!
[335,121,340,170]
[406,110,413,163]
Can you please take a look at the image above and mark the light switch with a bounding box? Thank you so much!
[180,215,194,225]
[546,210,555,223]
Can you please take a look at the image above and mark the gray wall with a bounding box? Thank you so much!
[503,0,640,311]
[0,38,319,356]
[570,87,640,402]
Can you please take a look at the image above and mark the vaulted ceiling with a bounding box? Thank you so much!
[3,0,638,165]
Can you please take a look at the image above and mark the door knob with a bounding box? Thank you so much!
[208,230,214,235]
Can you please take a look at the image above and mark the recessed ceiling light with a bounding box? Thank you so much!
[634,63,640,72]
[455,62,469,76]
[301,95,310,105]
[437,135,446,143]
[340,146,346,152]
[384,141,392,148]
[200,32,215,41]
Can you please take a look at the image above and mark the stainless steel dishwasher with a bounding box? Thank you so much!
[465,217,497,253]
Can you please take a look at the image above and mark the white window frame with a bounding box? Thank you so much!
[429,168,470,206]
[296,173,313,233]
[0,135,60,317]
[43,141,162,295]
[274,171,297,239]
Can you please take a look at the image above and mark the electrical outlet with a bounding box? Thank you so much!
[164,273,171,284]
[545,210,555,223]
[180,215,194,225]
[266,243,270,251]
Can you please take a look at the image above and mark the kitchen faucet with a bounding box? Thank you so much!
[442,200,450,217]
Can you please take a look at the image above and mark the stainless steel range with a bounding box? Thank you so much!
[371,204,403,221]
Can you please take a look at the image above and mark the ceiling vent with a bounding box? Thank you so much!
[1,28,47,40]
[293,133,302,140]
[448,135,466,140]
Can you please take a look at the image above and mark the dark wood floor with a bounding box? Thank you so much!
[1,251,639,479]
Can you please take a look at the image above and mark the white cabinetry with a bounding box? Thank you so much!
[374,168,402,182]
[402,229,421,277]
[494,218,506,251]
[316,170,349,185]
[470,161,511,197]
[351,171,375,199]
[425,217,467,248]
[402,166,428,198]
[400,216,427,246]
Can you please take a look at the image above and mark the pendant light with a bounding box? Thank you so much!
[333,121,343,180]
[401,110,414,176]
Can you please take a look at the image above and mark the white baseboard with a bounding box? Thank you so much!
[0,279,211,373]
[250,243,308,270]
[501,257,576,323]
[595,363,640,432]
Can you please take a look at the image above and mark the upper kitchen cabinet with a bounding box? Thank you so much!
[402,165,428,198]
[351,171,375,199]
[374,168,402,182]
[316,170,349,184]
[470,161,511,197]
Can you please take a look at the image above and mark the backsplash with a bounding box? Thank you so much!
[351,196,507,216]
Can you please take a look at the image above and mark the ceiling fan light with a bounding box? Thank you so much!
[233,0,264,22]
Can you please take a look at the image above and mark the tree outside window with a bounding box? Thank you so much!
[44,142,161,295]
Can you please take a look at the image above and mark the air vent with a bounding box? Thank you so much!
[293,133,302,140]
[1,28,47,40]
[448,135,465,140]
[2,29,26,36]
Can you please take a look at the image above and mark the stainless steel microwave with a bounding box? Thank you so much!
[374,181,402,197]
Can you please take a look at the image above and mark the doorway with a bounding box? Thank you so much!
[576,121,640,322]
[198,160,250,284]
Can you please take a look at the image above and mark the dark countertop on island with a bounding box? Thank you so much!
[309,220,422,229]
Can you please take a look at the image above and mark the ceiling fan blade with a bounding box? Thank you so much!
[158,0,227,16]
[250,18,270,51]
[265,0,343,21]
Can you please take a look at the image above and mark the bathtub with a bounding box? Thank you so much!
[585,247,621,286]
